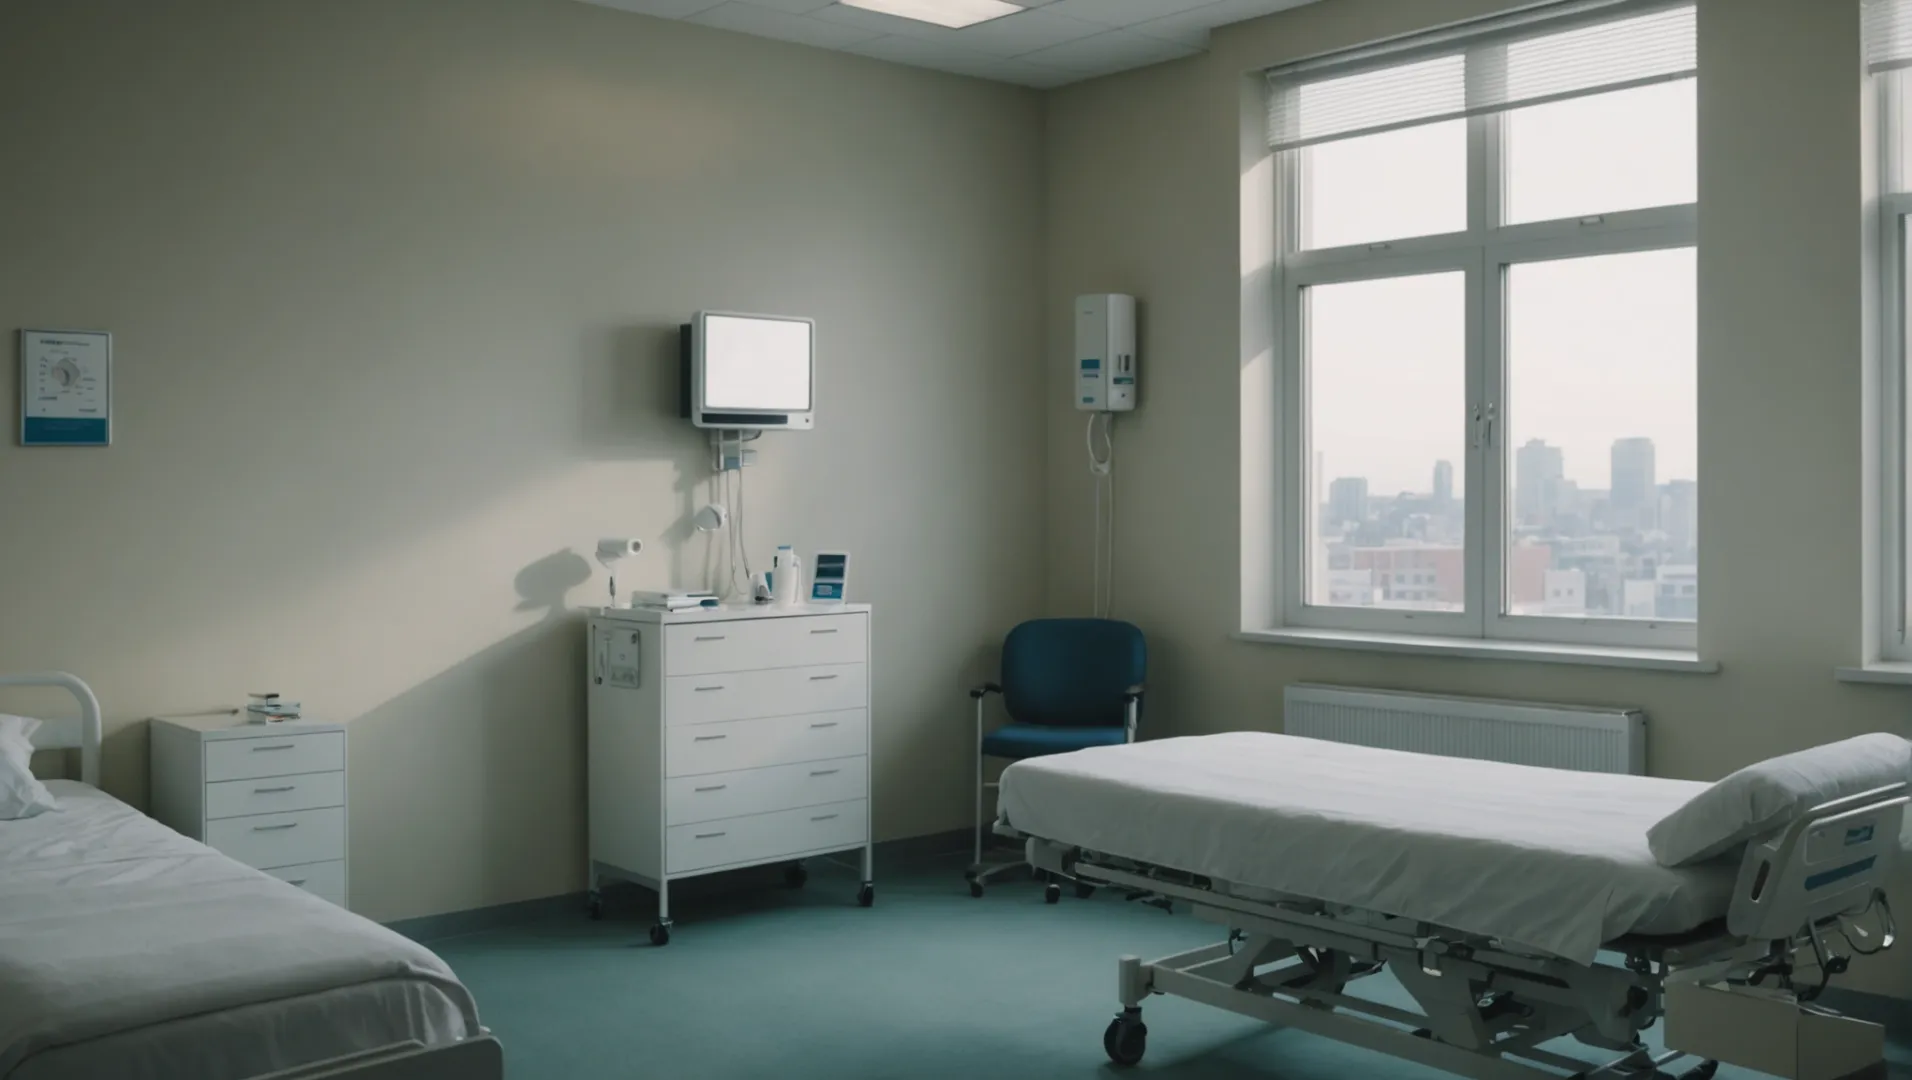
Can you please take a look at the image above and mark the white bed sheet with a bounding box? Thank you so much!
[0,781,477,1080]
[998,733,1740,964]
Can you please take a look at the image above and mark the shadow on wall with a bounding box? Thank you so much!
[345,549,594,922]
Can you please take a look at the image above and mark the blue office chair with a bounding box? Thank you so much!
[966,618,1145,902]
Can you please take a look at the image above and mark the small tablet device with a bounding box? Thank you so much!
[810,551,850,604]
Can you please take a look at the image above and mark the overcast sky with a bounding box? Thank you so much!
[1303,81,1697,498]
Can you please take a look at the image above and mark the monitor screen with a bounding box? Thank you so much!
[702,314,812,412]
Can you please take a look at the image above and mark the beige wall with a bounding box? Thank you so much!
[0,0,1045,922]
[1043,0,1909,994]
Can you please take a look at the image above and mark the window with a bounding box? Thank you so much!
[1270,1,1697,649]
[1871,0,1912,659]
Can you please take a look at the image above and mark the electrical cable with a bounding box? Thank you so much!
[1087,412,1116,618]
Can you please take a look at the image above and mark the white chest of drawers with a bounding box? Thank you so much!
[587,603,873,945]
[149,716,349,907]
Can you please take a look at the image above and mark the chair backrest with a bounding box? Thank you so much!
[1000,618,1146,728]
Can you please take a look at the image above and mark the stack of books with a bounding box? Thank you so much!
[632,590,720,611]
[245,693,302,724]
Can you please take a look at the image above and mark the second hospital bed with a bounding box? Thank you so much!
[997,731,1904,1079]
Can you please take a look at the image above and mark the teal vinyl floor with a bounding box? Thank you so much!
[431,850,1911,1080]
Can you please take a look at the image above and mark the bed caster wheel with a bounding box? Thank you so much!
[648,921,672,947]
[1103,1010,1147,1067]
[587,896,603,921]
[785,862,808,889]
[1045,883,1062,904]
[1074,880,1096,899]
[969,880,985,898]
[857,882,875,908]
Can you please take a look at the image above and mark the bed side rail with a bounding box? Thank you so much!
[250,1036,503,1080]
[1726,782,1907,942]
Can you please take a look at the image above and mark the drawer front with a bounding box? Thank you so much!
[666,756,867,825]
[664,614,866,676]
[665,664,866,726]
[666,710,868,777]
[206,771,346,820]
[206,807,346,870]
[267,859,347,906]
[667,799,867,875]
[205,732,345,782]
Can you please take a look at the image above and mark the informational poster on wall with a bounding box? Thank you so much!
[19,329,111,446]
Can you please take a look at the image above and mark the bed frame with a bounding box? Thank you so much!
[1005,780,1905,1080]
[3,672,506,1080]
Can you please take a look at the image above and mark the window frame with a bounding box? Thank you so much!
[1876,70,1912,661]
[1275,103,1698,650]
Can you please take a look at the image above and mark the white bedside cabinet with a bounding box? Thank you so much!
[587,603,874,946]
[149,716,349,907]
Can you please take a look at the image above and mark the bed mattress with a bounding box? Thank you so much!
[997,733,1740,964]
[0,781,478,1080]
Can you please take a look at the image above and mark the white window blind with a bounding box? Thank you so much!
[1869,0,1912,74]
[1267,0,1695,151]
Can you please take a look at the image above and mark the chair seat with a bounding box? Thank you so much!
[981,723,1127,761]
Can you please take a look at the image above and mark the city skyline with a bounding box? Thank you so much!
[1320,434,1694,503]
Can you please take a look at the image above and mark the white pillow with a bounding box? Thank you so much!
[0,714,60,820]
[1646,733,1912,867]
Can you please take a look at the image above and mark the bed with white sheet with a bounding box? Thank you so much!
[0,672,502,1080]
[999,730,1907,1080]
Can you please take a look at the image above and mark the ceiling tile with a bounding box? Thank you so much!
[1040,0,1220,29]
[945,7,1106,57]
[688,2,882,48]
[1130,0,1313,44]
[808,3,966,41]
[731,0,837,12]
[579,0,726,18]
[1018,28,1196,75]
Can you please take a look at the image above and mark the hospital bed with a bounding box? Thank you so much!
[995,731,1903,1079]
[0,673,504,1080]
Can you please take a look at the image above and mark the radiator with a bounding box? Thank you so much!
[1283,684,1646,775]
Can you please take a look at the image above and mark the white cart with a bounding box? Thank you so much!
[586,603,875,944]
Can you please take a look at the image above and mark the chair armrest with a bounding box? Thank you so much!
[969,682,1003,700]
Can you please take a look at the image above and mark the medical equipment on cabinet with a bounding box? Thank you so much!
[679,311,816,431]
[594,537,644,608]
[769,545,802,606]
[810,551,850,604]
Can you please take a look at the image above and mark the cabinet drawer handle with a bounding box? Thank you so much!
[694,685,725,693]
[253,822,299,832]
[810,813,840,822]
[809,721,839,729]
[254,785,296,794]
[810,628,839,635]
[694,784,727,792]
[809,674,839,682]
[694,831,726,840]
[693,734,728,742]
[809,768,840,777]
[694,635,727,642]
[252,744,297,752]
[284,878,308,886]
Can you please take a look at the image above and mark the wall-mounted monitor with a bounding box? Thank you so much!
[680,311,815,430]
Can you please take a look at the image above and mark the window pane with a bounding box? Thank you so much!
[1894,70,1912,193]
[1505,247,1696,621]
[1503,80,1696,225]
[1306,271,1466,611]
[1300,120,1467,250]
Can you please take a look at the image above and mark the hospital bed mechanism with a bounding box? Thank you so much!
[1006,781,1907,1080]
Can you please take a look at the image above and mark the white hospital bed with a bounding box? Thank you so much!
[0,672,504,1080]
[996,732,1903,1080]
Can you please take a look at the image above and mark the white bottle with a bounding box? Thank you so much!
[772,546,803,607]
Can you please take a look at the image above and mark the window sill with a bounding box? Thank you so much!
[1834,662,1912,685]
[1236,628,1718,674]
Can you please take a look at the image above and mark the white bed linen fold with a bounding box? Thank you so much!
[0,781,479,1080]
[998,733,1740,964]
